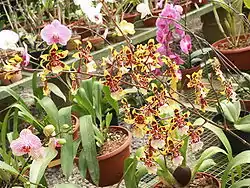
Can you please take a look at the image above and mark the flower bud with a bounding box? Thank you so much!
[57,138,66,145]
[62,124,70,129]
[43,124,55,137]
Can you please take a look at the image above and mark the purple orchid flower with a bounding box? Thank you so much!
[41,20,72,46]
[180,34,192,54]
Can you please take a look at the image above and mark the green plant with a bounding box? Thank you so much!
[217,99,250,132]
[181,47,212,69]
[212,0,250,47]
[72,78,119,185]
[124,118,232,188]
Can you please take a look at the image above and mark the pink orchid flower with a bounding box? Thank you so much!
[41,20,72,46]
[21,44,30,67]
[10,129,44,159]
[180,34,192,54]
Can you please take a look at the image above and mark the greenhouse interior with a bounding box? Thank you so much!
[1,0,250,187]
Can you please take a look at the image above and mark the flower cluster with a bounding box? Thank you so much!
[187,70,209,111]
[156,3,192,66]
[211,58,237,102]
[102,40,204,172]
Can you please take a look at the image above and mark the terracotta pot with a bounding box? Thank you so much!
[0,71,22,85]
[75,126,132,187]
[154,172,221,188]
[143,9,162,27]
[212,111,250,154]
[180,0,193,14]
[123,13,139,23]
[212,34,250,70]
[82,36,105,50]
[241,99,250,112]
[66,34,81,51]
[191,0,208,4]
[180,65,201,90]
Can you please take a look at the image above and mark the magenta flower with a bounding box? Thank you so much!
[41,20,72,46]
[180,34,192,54]
[10,129,44,159]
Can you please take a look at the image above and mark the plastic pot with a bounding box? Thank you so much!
[212,111,250,154]
[143,9,162,27]
[154,172,221,188]
[241,99,250,112]
[0,71,22,85]
[123,13,139,23]
[212,34,250,70]
[75,126,132,187]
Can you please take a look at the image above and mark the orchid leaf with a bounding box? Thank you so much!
[79,115,99,185]
[29,147,58,188]
[244,0,250,8]
[235,114,250,132]
[59,106,74,179]
[230,179,250,188]
[222,151,250,188]
[192,146,227,177]
[198,159,216,172]
[220,100,240,123]
[48,82,66,102]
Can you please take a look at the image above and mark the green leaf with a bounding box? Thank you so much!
[37,97,59,130]
[1,109,11,153]
[198,159,216,172]
[0,161,27,183]
[230,178,250,188]
[32,72,43,99]
[79,115,99,185]
[180,136,189,166]
[220,100,240,123]
[124,157,138,188]
[93,81,103,123]
[29,147,58,188]
[203,119,232,158]
[59,106,74,179]
[192,146,227,178]
[80,78,94,104]
[11,103,43,130]
[48,82,66,102]
[235,114,250,132]
[105,112,112,128]
[222,151,250,188]
[76,88,95,116]
[78,150,87,178]
[244,0,250,9]
[190,48,212,59]
[55,183,80,188]
[4,88,28,110]
[103,86,119,114]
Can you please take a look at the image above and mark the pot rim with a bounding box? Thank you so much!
[97,126,132,161]
[212,34,250,54]
[154,172,221,188]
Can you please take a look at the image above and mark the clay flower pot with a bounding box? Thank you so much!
[212,111,250,154]
[241,99,250,112]
[143,9,162,27]
[191,0,208,4]
[66,34,81,51]
[123,12,139,23]
[180,65,201,90]
[0,71,22,85]
[212,34,250,70]
[75,126,132,187]
[154,172,221,188]
[82,36,105,51]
